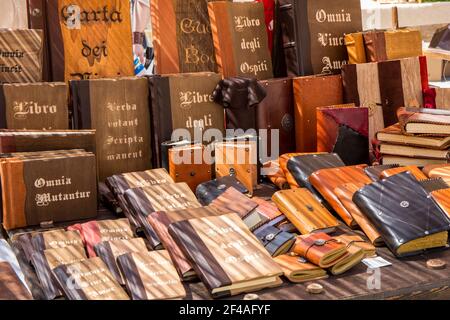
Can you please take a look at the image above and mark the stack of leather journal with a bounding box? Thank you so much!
[377,108,450,166]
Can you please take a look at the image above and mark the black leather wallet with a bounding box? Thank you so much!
[254,225,295,257]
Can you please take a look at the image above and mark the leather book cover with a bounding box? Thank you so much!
[431,188,450,220]
[147,206,222,280]
[0,239,30,295]
[274,254,328,283]
[380,144,450,161]
[309,165,371,227]
[329,241,364,275]
[32,229,84,252]
[117,250,186,300]
[292,233,348,268]
[397,107,450,136]
[31,245,87,300]
[46,0,134,82]
[94,238,148,285]
[424,165,450,185]
[272,188,339,235]
[67,218,133,258]
[149,73,224,168]
[209,187,258,219]
[168,144,213,192]
[279,152,325,188]
[0,262,33,300]
[257,78,296,155]
[0,83,68,130]
[317,105,369,165]
[293,75,344,152]
[208,1,273,80]
[52,257,130,300]
[0,29,43,82]
[345,32,367,64]
[335,234,376,258]
[363,31,388,62]
[151,0,223,74]
[168,213,283,298]
[195,176,249,205]
[277,0,362,76]
[71,77,151,181]
[380,165,428,180]
[365,164,400,182]
[1,153,98,230]
[353,171,450,257]
[0,130,95,154]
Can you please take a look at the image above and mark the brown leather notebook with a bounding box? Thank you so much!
[263,160,290,190]
[398,107,450,136]
[0,262,33,300]
[345,32,367,64]
[380,166,428,180]
[273,254,328,283]
[272,188,339,235]
[32,229,84,252]
[329,241,364,275]
[424,165,450,185]
[335,234,377,258]
[117,251,186,300]
[209,187,258,219]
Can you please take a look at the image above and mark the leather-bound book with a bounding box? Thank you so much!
[95,238,148,285]
[169,213,283,298]
[195,176,249,205]
[0,29,43,82]
[150,0,224,74]
[31,229,84,252]
[262,160,290,190]
[208,1,273,80]
[377,124,450,149]
[68,218,134,258]
[345,32,367,64]
[117,251,186,300]
[0,83,68,129]
[293,75,344,152]
[53,257,130,300]
[0,152,97,230]
[257,78,296,155]
[382,156,449,167]
[424,164,450,185]
[342,57,429,142]
[272,188,339,235]
[328,241,364,275]
[46,0,134,82]
[336,234,376,258]
[71,77,151,181]
[147,207,223,281]
[209,187,258,219]
[380,144,450,161]
[31,245,87,300]
[317,105,369,165]
[397,107,450,136]
[273,254,328,283]
[309,165,372,227]
[277,0,362,76]
[149,72,224,168]
[353,172,450,257]
[364,164,400,182]
[0,262,33,300]
[0,130,95,154]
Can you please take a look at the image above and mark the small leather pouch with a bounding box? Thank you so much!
[274,254,328,283]
[209,187,258,219]
[195,176,249,205]
[380,165,428,180]
[364,164,400,182]
[254,225,295,257]
[168,144,213,192]
[272,188,339,235]
[292,233,348,269]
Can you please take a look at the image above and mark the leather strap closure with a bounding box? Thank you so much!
[304,238,338,262]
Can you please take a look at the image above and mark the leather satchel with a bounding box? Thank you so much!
[380,166,428,181]
[272,188,339,235]
[291,233,348,268]
[317,105,369,165]
[293,75,344,152]
[274,254,328,283]
[0,262,33,300]
[353,171,450,257]
[195,176,248,205]
[309,165,372,227]
[253,224,296,257]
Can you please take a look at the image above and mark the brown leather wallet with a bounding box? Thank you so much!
[274,254,328,283]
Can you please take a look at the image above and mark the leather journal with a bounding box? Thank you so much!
[309,165,372,227]
[46,0,134,81]
[195,176,249,205]
[380,166,428,181]
[150,0,222,74]
[379,139,450,161]
[95,238,148,285]
[273,254,328,283]
[397,107,450,136]
[209,187,257,219]
[160,140,193,171]
[71,77,151,181]
[31,229,84,252]
[147,206,222,281]
[1,152,97,230]
[52,257,130,300]
[317,105,369,165]
[272,188,339,235]
[208,1,273,80]
[0,83,68,130]
[253,223,296,257]
[424,165,450,185]
[169,213,283,298]
[293,75,344,152]
[0,29,43,82]
[68,218,133,258]
[117,250,186,300]
[279,152,322,188]
[149,72,224,167]
[353,172,450,257]
[0,262,33,300]
[344,32,367,64]
[365,164,400,182]
[277,0,362,76]
[336,234,376,258]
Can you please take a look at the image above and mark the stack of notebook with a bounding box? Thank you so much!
[377,108,450,166]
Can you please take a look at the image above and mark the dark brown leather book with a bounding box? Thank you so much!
[151,0,223,74]
[46,0,134,82]
[276,0,362,76]
[0,29,43,82]
[149,72,224,168]
[117,251,186,300]
[0,262,33,300]
[0,83,68,129]
[1,152,98,230]
[208,1,273,80]
[71,77,152,181]
[0,130,95,154]
[169,213,283,298]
